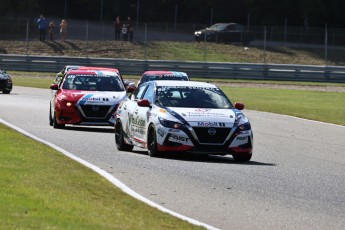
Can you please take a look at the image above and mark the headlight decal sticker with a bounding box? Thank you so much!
[164,107,189,125]
[77,94,94,105]
[234,111,244,127]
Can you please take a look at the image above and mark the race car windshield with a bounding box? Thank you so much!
[156,86,233,109]
[208,24,228,31]
[142,74,188,84]
[62,75,125,91]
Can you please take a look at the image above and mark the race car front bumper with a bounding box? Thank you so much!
[156,125,253,156]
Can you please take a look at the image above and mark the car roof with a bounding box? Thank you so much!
[152,80,217,88]
[64,65,81,70]
[65,69,120,76]
[213,23,241,26]
[77,66,120,73]
[143,70,187,76]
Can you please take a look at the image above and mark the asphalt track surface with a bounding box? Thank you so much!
[1,86,345,230]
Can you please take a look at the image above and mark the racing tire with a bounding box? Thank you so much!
[52,111,65,129]
[147,124,160,157]
[2,90,11,94]
[115,120,134,151]
[49,105,53,126]
[232,153,252,162]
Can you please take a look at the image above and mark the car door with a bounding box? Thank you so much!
[125,83,149,145]
[224,24,242,43]
[132,83,155,144]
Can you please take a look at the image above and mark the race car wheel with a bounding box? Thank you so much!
[49,105,53,126]
[2,90,11,94]
[115,120,133,151]
[232,153,252,162]
[147,124,160,157]
[53,111,65,129]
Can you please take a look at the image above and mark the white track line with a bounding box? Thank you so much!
[0,118,219,230]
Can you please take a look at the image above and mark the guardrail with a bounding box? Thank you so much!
[1,54,344,83]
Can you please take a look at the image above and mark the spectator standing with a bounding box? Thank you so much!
[59,19,68,41]
[122,24,128,41]
[48,21,56,41]
[113,16,122,40]
[127,17,134,42]
[37,14,48,41]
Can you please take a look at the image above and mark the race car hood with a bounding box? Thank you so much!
[167,107,239,128]
[59,90,127,105]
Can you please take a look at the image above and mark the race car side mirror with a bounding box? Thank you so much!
[137,99,151,107]
[127,85,136,93]
[234,102,244,110]
[50,84,59,90]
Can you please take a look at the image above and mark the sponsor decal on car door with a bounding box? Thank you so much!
[131,104,150,144]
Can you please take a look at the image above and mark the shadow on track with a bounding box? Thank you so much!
[130,150,275,166]
[63,125,114,133]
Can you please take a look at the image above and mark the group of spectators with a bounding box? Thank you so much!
[37,14,134,42]
[36,14,68,42]
[113,16,134,41]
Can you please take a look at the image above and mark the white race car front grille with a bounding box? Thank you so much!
[192,127,231,144]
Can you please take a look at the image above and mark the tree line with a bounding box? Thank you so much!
[1,0,344,27]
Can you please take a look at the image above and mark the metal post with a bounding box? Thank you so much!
[174,4,178,30]
[144,23,147,60]
[263,27,267,63]
[102,21,104,40]
[165,23,168,40]
[85,20,89,41]
[247,13,250,27]
[85,20,89,57]
[100,0,103,22]
[203,31,207,62]
[136,0,140,29]
[284,17,287,43]
[64,0,67,18]
[325,24,328,65]
[26,18,29,55]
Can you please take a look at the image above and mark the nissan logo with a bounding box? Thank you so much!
[208,128,216,136]
[92,105,99,112]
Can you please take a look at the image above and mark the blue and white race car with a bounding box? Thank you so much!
[115,80,253,162]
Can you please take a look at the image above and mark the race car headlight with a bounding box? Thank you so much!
[232,122,251,138]
[194,31,201,35]
[237,122,251,131]
[58,98,74,107]
[158,117,184,129]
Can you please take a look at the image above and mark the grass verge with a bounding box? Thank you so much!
[0,123,204,229]
[222,87,345,126]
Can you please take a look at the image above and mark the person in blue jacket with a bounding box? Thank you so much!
[37,14,48,41]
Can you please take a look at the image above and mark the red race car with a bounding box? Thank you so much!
[49,69,134,128]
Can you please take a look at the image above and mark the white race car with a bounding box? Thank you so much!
[115,80,253,162]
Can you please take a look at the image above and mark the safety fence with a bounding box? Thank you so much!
[2,18,345,67]
[1,18,345,44]
[1,54,344,83]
